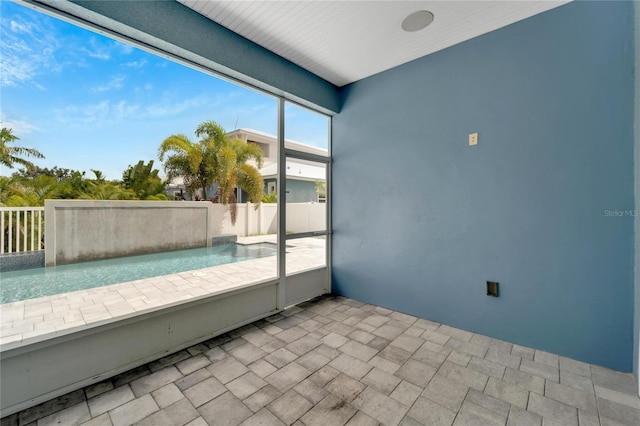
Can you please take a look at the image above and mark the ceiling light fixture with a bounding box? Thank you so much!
[401,10,434,32]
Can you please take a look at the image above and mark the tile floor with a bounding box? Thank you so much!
[1,295,639,426]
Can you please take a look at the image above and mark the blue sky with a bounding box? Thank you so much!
[0,0,328,179]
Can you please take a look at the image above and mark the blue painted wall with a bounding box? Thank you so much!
[286,179,318,203]
[264,178,318,203]
[332,1,635,371]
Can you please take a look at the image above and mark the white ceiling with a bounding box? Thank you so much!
[179,1,570,87]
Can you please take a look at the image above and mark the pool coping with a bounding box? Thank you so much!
[1,276,280,356]
[0,236,325,352]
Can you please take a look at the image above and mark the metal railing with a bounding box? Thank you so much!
[0,207,45,254]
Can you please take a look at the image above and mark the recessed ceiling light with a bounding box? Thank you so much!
[401,10,434,32]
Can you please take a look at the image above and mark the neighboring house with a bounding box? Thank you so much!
[259,160,326,203]
[165,128,327,202]
[227,128,327,203]
[163,176,187,200]
[163,176,214,201]
[225,128,328,166]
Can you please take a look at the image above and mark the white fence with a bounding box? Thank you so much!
[286,203,326,235]
[1,207,45,254]
[210,202,326,237]
[211,203,277,237]
[0,202,325,255]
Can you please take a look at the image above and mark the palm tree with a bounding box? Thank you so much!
[0,175,58,252]
[4,175,60,206]
[159,132,212,199]
[90,169,106,182]
[79,181,137,200]
[0,127,44,171]
[159,121,264,223]
[0,176,13,206]
[122,160,168,200]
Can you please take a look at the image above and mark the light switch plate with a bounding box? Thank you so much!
[469,132,478,146]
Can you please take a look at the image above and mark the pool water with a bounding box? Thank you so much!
[0,243,277,304]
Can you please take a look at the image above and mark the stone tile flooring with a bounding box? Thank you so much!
[2,295,639,426]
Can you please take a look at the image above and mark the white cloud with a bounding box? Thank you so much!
[124,59,147,68]
[114,100,140,119]
[52,94,212,128]
[10,20,31,34]
[55,101,112,125]
[1,13,60,87]
[145,96,209,118]
[82,36,138,62]
[53,99,144,127]
[93,75,125,92]
[81,36,116,61]
[0,112,39,135]
[119,44,134,55]
[1,8,137,88]
[86,51,110,60]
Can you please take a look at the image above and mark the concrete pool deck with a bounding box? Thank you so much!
[0,236,325,349]
[1,294,638,426]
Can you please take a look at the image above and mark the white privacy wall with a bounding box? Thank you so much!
[210,202,326,236]
[45,200,213,266]
[44,200,326,266]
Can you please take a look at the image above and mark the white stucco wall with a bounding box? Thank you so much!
[45,200,213,266]
[210,202,325,236]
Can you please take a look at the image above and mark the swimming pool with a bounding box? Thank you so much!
[0,243,277,304]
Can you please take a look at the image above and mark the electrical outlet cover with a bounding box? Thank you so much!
[469,132,478,146]
[487,281,499,297]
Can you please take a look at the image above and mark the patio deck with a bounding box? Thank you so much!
[1,294,638,426]
[0,237,325,349]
